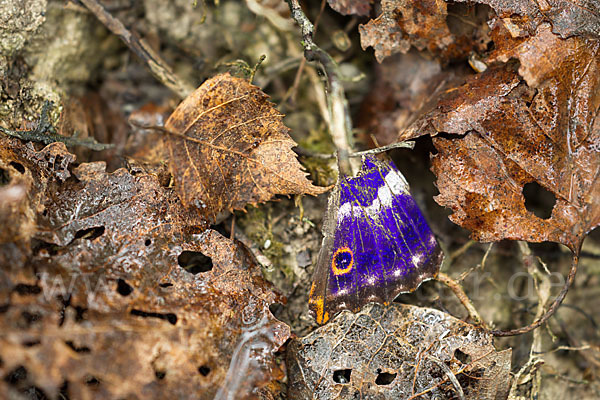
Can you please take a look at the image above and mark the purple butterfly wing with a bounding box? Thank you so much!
[309,156,443,324]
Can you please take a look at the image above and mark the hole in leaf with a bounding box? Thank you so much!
[454,349,471,364]
[178,251,213,274]
[73,306,88,323]
[0,168,10,186]
[159,282,173,288]
[269,303,283,317]
[332,369,352,384]
[375,371,397,385]
[85,376,100,387]
[20,311,41,326]
[198,366,211,376]
[13,283,42,295]
[145,239,152,246]
[523,182,555,219]
[116,279,133,296]
[74,226,105,241]
[155,370,166,380]
[59,380,69,399]
[22,340,40,347]
[65,341,91,353]
[4,366,27,384]
[131,309,177,325]
[32,239,59,256]
[9,161,25,174]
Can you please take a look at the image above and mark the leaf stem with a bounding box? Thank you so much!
[285,0,357,175]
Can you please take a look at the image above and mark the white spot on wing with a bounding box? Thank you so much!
[337,168,410,222]
[412,254,423,267]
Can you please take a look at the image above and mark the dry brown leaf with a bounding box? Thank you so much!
[0,137,75,246]
[359,0,454,63]
[455,0,600,39]
[287,303,512,399]
[401,23,600,251]
[164,73,327,222]
[0,158,289,399]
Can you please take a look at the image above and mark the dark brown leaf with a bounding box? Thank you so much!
[0,160,290,399]
[164,73,327,222]
[402,24,600,251]
[0,137,75,246]
[455,0,600,39]
[287,303,511,399]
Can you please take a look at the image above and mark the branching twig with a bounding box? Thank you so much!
[78,0,194,99]
[0,101,113,150]
[491,251,579,337]
[437,272,487,328]
[285,0,357,174]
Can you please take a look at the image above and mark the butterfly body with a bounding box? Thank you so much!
[309,156,443,324]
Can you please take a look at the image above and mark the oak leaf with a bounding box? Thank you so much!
[402,23,600,251]
[164,73,327,222]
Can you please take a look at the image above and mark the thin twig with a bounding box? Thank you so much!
[0,101,113,150]
[78,0,194,99]
[437,272,487,328]
[294,141,415,159]
[491,251,579,336]
[285,0,357,175]
[285,0,327,105]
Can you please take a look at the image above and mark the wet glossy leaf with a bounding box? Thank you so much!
[164,73,327,222]
[0,159,290,399]
[402,24,600,251]
[287,303,511,400]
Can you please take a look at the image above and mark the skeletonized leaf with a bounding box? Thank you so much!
[288,303,512,399]
[164,73,327,222]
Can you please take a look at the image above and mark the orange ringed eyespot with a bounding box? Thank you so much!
[331,246,354,275]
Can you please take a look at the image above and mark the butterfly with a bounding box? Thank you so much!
[309,155,443,324]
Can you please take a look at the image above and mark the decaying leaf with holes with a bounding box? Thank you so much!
[287,303,511,399]
[0,158,289,399]
[164,73,328,222]
[401,22,600,252]
[0,137,75,247]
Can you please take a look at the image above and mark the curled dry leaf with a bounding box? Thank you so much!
[0,156,290,399]
[0,137,75,246]
[287,303,511,399]
[401,22,600,251]
[359,0,454,63]
[164,73,327,222]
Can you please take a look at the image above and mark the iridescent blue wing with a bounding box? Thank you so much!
[309,156,443,324]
